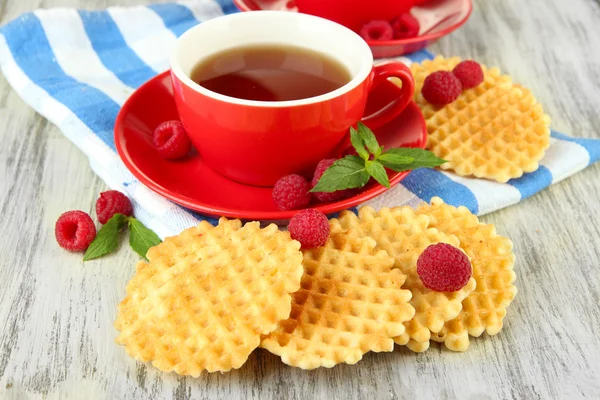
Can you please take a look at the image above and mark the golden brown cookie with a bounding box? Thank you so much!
[408,56,551,183]
[261,231,414,369]
[114,218,304,375]
[417,197,518,351]
[330,206,476,352]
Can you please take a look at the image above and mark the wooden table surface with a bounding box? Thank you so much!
[1,0,599,399]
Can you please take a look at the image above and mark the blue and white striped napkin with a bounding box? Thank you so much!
[1,1,598,239]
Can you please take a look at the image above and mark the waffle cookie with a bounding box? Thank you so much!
[330,207,476,352]
[417,197,517,351]
[261,231,415,369]
[114,218,304,376]
[408,56,551,183]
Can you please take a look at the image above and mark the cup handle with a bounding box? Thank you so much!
[360,61,415,130]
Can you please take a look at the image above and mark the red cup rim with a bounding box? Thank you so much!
[169,10,374,109]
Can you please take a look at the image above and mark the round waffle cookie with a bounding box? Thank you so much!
[408,56,551,183]
[416,197,518,351]
[260,231,415,369]
[330,207,477,352]
[114,218,304,376]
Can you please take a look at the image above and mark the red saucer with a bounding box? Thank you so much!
[232,0,472,58]
[114,71,427,220]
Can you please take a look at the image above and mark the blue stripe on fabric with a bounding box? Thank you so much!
[148,3,200,37]
[551,130,600,165]
[327,207,358,220]
[178,208,217,225]
[78,10,156,88]
[214,0,242,14]
[401,168,479,214]
[406,49,435,63]
[423,49,435,58]
[507,165,553,200]
[406,51,431,63]
[1,13,119,150]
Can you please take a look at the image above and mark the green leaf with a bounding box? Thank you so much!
[357,122,382,158]
[379,148,447,171]
[128,218,162,261]
[310,156,370,193]
[83,214,128,261]
[350,127,369,160]
[365,160,390,188]
[378,151,414,166]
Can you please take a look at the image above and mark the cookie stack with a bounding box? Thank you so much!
[114,198,517,375]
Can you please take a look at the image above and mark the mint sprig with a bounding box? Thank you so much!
[83,214,128,261]
[365,160,390,188]
[311,156,370,193]
[84,214,162,261]
[350,129,370,160]
[310,122,446,193]
[356,122,382,158]
[379,148,447,171]
[128,218,162,260]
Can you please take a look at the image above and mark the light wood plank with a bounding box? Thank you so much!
[0,0,599,399]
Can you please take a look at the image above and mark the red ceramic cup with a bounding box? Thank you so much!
[170,11,414,187]
[295,0,416,32]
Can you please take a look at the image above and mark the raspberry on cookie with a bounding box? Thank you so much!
[288,209,330,249]
[417,243,472,292]
[452,60,484,89]
[421,71,462,105]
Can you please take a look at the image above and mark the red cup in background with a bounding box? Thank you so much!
[295,0,416,32]
[170,11,414,187]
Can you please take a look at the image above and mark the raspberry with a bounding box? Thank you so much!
[416,243,472,292]
[288,209,330,249]
[421,71,463,105]
[314,158,336,178]
[96,190,133,224]
[452,60,484,89]
[311,159,357,203]
[152,120,192,160]
[391,13,420,39]
[272,174,312,211]
[55,211,97,252]
[359,20,394,41]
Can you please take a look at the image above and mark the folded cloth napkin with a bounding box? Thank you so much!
[1,1,598,239]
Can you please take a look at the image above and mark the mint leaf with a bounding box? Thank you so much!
[379,148,447,171]
[128,218,162,261]
[310,156,370,193]
[357,122,382,158]
[365,160,390,188]
[350,127,369,160]
[378,151,414,166]
[83,214,128,261]
[308,124,446,194]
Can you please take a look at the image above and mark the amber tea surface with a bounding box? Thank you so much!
[191,44,352,102]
